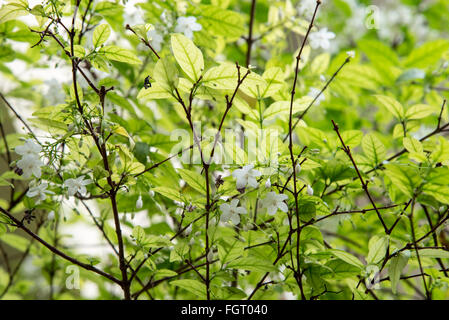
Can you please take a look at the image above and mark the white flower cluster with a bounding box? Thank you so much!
[15,139,95,204]
[220,199,246,224]
[223,164,317,225]
[232,164,261,190]
[308,28,336,51]
[15,139,44,179]
[27,181,54,204]
[144,13,202,54]
[174,16,202,40]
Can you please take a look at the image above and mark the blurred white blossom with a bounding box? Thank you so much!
[136,195,143,209]
[27,182,53,203]
[232,164,261,189]
[17,154,43,179]
[307,87,325,105]
[261,192,288,215]
[64,176,92,197]
[174,16,202,39]
[309,28,335,50]
[220,199,247,224]
[15,139,41,157]
[147,29,163,52]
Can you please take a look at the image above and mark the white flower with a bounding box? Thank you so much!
[15,139,41,157]
[17,154,43,179]
[261,192,288,215]
[174,16,202,39]
[47,210,55,220]
[307,87,325,105]
[136,195,143,209]
[27,182,53,203]
[307,185,314,196]
[309,28,335,50]
[346,50,355,58]
[147,29,163,52]
[149,189,155,197]
[297,0,317,17]
[265,178,271,188]
[232,164,261,189]
[160,10,173,28]
[64,176,92,196]
[220,199,247,225]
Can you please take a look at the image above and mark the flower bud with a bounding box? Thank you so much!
[265,178,271,188]
[307,185,313,196]
[295,163,301,175]
[136,195,143,209]
[47,211,55,220]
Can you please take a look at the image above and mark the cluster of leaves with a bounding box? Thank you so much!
[1,0,449,300]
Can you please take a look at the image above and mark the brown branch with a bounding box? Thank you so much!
[288,0,321,299]
[0,207,121,285]
[332,119,389,233]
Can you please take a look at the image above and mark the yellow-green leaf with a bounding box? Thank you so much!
[100,45,141,64]
[93,24,111,47]
[171,33,204,82]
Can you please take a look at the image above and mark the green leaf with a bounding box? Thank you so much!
[358,39,399,68]
[412,248,449,259]
[133,142,150,164]
[153,57,179,92]
[403,137,426,162]
[257,67,285,98]
[341,130,363,148]
[132,226,146,244]
[263,97,312,120]
[367,235,389,264]
[403,137,423,154]
[137,83,173,100]
[298,200,316,222]
[218,239,245,265]
[422,184,449,205]
[227,256,277,273]
[153,186,183,202]
[310,53,330,75]
[177,168,206,194]
[197,5,245,40]
[320,259,361,279]
[0,233,30,252]
[430,136,449,163]
[389,252,409,294]
[405,104,436,120]
[362,133,386,166]
[154,269,178,279]
[374,95,404,119]
[384,164,421,198]
[171,33,204,82]
[216,286,247,300]
[171,279,206,299]
[330,249,364,269]
[100,45,141,64]
[202,62,265,96]
[170,242,189,262]
[405,40,449,68]
[93,24,111,47]
[0,3,28,23]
